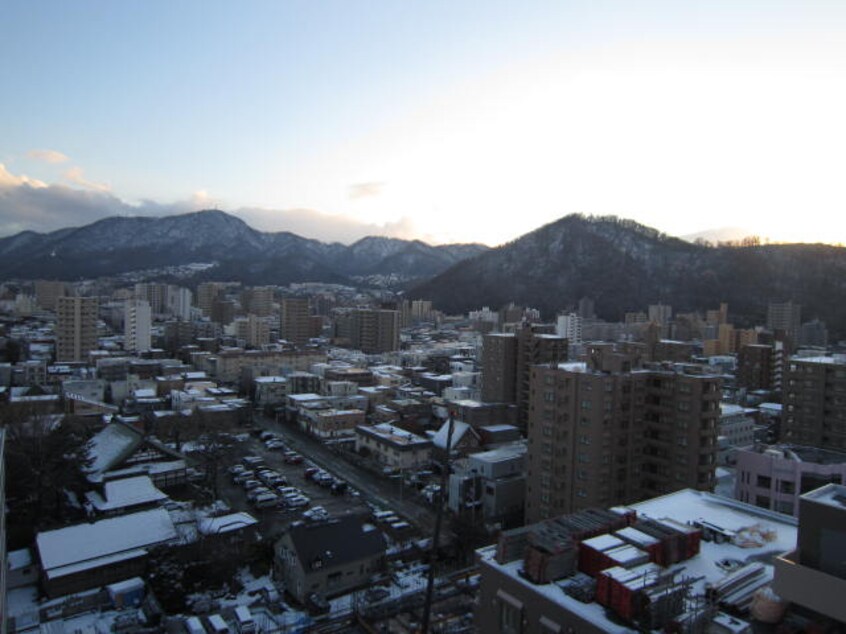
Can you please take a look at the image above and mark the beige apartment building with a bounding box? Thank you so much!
[55,296,99,362]
[525,351,721,523]
[280,297,311,345]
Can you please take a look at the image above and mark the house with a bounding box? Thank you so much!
[197,512,260,553]
[36,508,178,598]
[355,423,433,470]
[84,475,169,516]
[87,420,189,487]
[274,515,386,603]
[430,418,481,461]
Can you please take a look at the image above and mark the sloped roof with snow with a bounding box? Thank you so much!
[87,423,143,476]
[431,419,478,449]
[85,475,169,512]
[36,508,177,579]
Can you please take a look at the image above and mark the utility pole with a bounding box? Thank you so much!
[420,413,455,633]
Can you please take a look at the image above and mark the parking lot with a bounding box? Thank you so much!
[216,432,373,537]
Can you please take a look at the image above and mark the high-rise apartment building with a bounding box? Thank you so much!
[525,353,721,523]
[234,314,271,348]
[556,313,582,348]
[647,303,672,326]
[737,343,777,391]
[165,285,193,321]
[481,334,518,403]
[783,356,846,451]
[334,309,400,354]
[767,300,802,347]
[134,282,166,314]
[196,282,224,316]
[481,325,567,429]
[124,299,152,353]
[34,280,68,311]
[241,286,275,317]
[281,297,311,346]
[56,296,99,362]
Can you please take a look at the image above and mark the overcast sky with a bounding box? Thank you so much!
[2,1,846,245]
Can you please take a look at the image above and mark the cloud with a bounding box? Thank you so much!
[63,166,110,192]
[0,165,433,244]
[0,163,47,189]
[348,181,385,200]
[27,149,70,164]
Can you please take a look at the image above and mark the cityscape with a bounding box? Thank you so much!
[3,2,846,633]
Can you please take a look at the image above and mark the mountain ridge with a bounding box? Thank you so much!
[408,214,846,338]
[0,209,489,285]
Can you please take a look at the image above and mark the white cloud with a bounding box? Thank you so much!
[26,149,70,164]
[63,166,110,192]
[0,165,435,244]
[348,182,385,200]
[0,163,47,189]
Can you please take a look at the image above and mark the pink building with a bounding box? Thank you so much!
[735,444,846,516]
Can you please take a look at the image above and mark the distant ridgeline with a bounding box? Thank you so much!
[407,214,846,339]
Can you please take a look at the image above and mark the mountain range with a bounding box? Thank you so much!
[2,210,844,338]
[409,215,846,338]
[0,210,488,286]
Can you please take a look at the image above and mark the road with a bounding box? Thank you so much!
[253,413,438,535]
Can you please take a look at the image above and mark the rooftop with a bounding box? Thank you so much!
[802,483,846,510]
[36,508,178,579]
[479,489,798,631]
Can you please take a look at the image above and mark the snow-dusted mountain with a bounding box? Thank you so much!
[0,209,488,286]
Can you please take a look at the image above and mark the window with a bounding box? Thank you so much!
[756,475,772,489]
[779,480,795,495]
[497,592,523,634]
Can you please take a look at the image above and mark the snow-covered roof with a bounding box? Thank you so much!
[85,475,169,512]
[431,419,478,449]
[478,489,798,632]
[7,548,32,571]
[87,422,143,476]
[36,508,177,579]
[198,512,258,536]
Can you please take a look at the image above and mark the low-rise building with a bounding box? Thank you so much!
[355,423,433,470]
[734,444,846,516]
[449,442,526,529]
[476,488,798,634]
[273,515,386,603]
[300,408,366,439]
[36,508,178,598]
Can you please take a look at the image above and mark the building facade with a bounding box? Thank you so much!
[56,296,99,362]
[525,355,720,523]
[783,356,846,451]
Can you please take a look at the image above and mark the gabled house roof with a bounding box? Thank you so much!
[431,419,479,450]
[285,515,385,573]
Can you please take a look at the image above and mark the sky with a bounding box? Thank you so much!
[2,1,846,246]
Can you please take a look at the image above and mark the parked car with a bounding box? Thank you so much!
[284,495,310,508]
[242,479,263,491]
[242,456,265,469]
[247,486,273,501]
[284,452,304,464]
[253,493,280,509]
[259,431,276,441]
[303,506,329,521]
[265,439,286,451]
[331,480,348,495]
[304,467,320,480]
[233,470,256,484]
[228,464,247,476]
